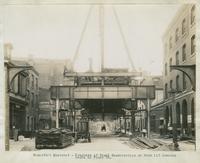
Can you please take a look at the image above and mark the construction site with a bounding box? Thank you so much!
[4,4,196,152]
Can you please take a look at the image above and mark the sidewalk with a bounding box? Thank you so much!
[9,138,35,151]
[153,138,195,151]
[149,132,195,151]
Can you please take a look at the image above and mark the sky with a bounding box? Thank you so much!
[3,4,181,75]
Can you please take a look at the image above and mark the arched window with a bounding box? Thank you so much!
[170,105,173,125]
[165,63,168,76]
[176,103,181,127]
[165,106,169,127]
[191,35,196,54]
[191,5,195,24]
[182,18,186,34]
[182,100,188,130]
[176,51,179,65]
[169,58,172,72]
[176,75,180,91]
[165,83,168,98]
[182,44,186,61]
[169,36,173,49]
[191,98,195,128]
[170,80,173,90]
[175,28,179,42]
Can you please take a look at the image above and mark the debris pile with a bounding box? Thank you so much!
[35,128,74,149]
[129,137,173,151]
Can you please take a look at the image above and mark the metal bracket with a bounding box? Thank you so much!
[8,65,33,92]
[170,65,195,91]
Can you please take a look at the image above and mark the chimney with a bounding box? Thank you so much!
[4,43,13,61]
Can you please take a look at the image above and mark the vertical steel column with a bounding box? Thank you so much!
[119,117,122,133]
[124,116,127,134]
[101,78,105,121]
[147,98,151,138]
[131,111,135,135]
[73,107,76,132]
[55,98,59,128]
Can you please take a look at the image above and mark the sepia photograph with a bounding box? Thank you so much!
[0,0,199,160]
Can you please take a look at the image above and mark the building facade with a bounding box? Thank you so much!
[25,64,39,134]
[162,4,196,138]
[135,75,163,135]
[9,60,39,138]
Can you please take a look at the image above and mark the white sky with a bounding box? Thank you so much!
[3,4,181,75]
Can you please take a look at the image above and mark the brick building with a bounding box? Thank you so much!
[161,4,196,138]
[9,60,39,138]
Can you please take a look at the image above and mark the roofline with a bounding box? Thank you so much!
[162,4,189,41]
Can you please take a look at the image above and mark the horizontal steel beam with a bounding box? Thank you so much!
[64,71,141,77]
[50,85,155,100]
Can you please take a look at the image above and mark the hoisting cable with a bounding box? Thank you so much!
[112,6,136,71]
[72,6,93,69]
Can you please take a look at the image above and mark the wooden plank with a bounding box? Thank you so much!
[131,139,150,149]
[136,137,157,148]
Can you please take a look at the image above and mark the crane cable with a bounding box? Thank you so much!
[112,6,136,71]
[72,6,93,68]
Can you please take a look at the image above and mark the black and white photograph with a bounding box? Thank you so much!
[0,0,199,162]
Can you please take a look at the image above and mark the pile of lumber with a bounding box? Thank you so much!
[129,137,168,150]
[35,128,74,149]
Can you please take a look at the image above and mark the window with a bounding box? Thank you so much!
[170,105,173,125]
[182,18,186,34]
[183,73,187,90]
[26,90,30,100]
[175,28,179,42]
[169,36,172,49]
[191,35,196,54]
[182,44,186,61]
[35,94,38,106]
[36,78,38,90]
[31,74,34,89]
[26,77,30,88]
[170,80,173,90]
[176,75,180,91]
[27,116,30,131]
[32,92,34,107]
[165,63,168,76]
[165,43,168,54]
[191,5,195,24]
[176,51,179,65]
[169,58,172,72]
[165,83,168,99]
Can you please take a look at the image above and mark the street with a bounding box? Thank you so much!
[9,135,195,151]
